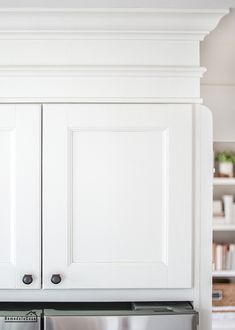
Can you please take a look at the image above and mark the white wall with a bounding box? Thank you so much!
[201,9,235,141]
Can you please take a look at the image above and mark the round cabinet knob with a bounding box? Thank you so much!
[22,274,33,285]
[51,274,62,284]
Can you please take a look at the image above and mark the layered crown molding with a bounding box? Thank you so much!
[0,8,229,102]
[0,8,229,40]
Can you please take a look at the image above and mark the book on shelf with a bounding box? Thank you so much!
[213,242,235,271]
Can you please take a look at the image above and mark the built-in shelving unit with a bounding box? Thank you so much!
[213,142,235,266]
[213,141,235,326]
[212,141,235,330]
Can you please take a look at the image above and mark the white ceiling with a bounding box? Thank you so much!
[0,0,234,8]
[201,8,235,85]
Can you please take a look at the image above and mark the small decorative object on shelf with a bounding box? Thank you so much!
[213,200,224,218]
[215,151,235,178]
[223,195,234,224]
[213,196,235,225]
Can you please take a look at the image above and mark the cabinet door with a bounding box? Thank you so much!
[0,104,41,289]
[43,104,192,289]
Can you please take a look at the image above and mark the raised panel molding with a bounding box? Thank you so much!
[0,128,15,265]
[0,104,41,289]
[68,127,169,267]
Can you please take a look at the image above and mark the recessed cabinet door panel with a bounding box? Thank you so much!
[0,104,41,289]
[43,104,192,289]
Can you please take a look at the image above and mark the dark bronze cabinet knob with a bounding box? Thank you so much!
[51,274,62,284]
[22,274,33,285]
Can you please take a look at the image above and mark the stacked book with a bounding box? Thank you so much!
[213,243,235,271]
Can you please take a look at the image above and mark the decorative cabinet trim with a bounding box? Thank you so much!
[0,8,228,41]
[0,8,228,102]
[0,65,206,77]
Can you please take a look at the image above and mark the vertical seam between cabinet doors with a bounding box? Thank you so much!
[41,104,43,288]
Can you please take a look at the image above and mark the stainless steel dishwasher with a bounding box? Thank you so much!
[44,302,199,330]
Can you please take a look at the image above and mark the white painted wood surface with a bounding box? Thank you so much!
[213,224,235,231]
[0,9,228,102]
[0,104,41,289]
[0,9,227,40]
[213,178,235,185]
[0,105,212,320]
[213,312,235,330]
[193,105,213,330]
[0,0,232,9]
[43,103,192,289]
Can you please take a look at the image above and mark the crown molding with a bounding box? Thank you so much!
[0,8,227,101]
[0,8,229,40]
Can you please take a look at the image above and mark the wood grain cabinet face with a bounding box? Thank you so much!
[43,104,193,290]
[0,104,41,289]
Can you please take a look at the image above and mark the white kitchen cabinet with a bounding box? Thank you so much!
[0,104,41,289]
[43,103,193,289]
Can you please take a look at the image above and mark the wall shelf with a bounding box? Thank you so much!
[213,271,235,278]
[213,306,235,312]
[213,224,235,231]
[213,178,235,186]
